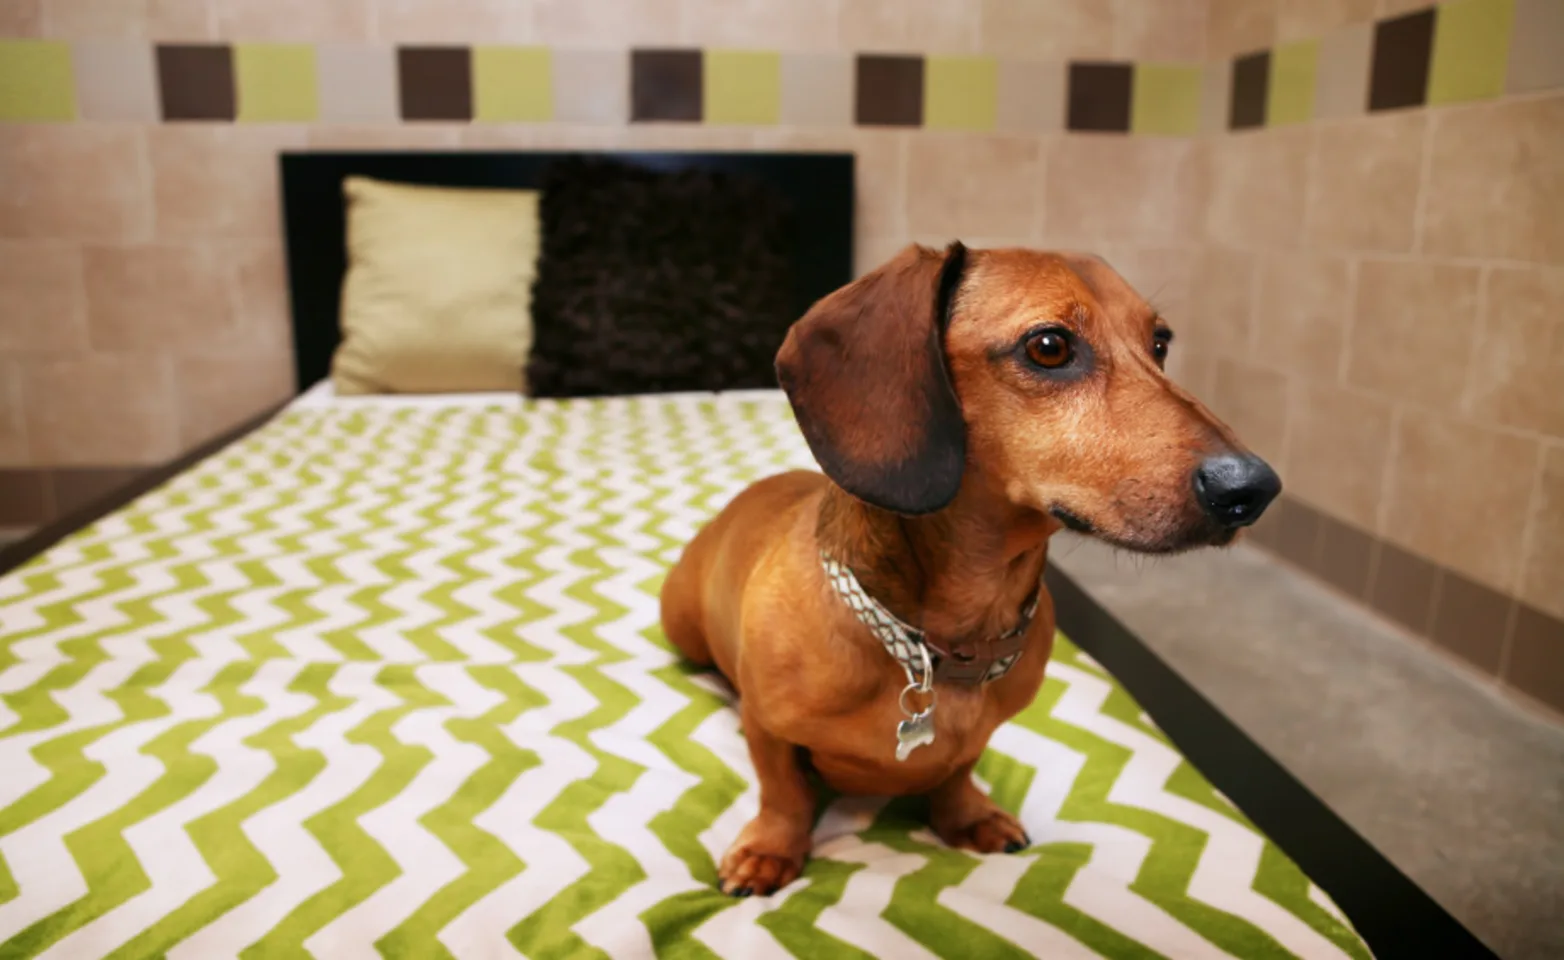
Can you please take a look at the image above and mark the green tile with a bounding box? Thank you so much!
[1429,0,1515,104]
[0,40,75,121]
[1267,38,1318,125]
[704,49,779,125]
[1130,62,1202,135]
[473,45,551,122]
[924,55,997,130]
[234,43,317,121]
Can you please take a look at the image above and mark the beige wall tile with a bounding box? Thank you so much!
[1285,382,1393,528]
[19,353,179,465]
[1,0,42,35]
[533,0,682,46]
[997,61,1065,134]
[1314,22,1373,120]
[840,0,979,54]
[1104,247,1196,323]
[72,39,159,121]
[40,0,212,38]
[173,352,293,449]
[1044,137,1199,246]
[212,0,369,40]
[683,0,838,50]
[1114,0,1206,61]
[1422,95,1564,264]
[373,0,533,43]
[1520,444,1564,618]
[84,244,233,351]
[1305,113,1425,253]
[1203,127,1311,249]
[1198,62,1231,134]
[1253,253,1352,381]
[855,235,911,279]
[0,241,88,353]
[1382,409,1539,593]
[1508,0,1564,95]
[1184,245,1257,356]
[1276,0,1375,42]
[854,130,908,239]
[1348,259,1481,409]
[907,133,1041,239]
[149,127,306,242]
[225,240,294,358]
[316,43,398,122]
[0,362,29,466]
[0,127,151,242]
[1207,0,1276,57]
[1168,347,1218,401]
[1210,358,1291,468]
[979,0,1115,60]
[145,0,212,39]
[1378,0,1432,14]
[41,0,145,37]
[1466,266,1564,438]
[781,53,852,127]
[305,125,463,149]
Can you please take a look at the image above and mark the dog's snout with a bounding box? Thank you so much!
[1193,454,1281,529]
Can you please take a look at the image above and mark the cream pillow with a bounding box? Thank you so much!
[332,176,540,395]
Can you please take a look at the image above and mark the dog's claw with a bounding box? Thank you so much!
[732,886,753,898]
[1004,839,1026,854]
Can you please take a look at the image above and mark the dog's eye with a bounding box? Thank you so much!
[1025,331,1073,369]
[1152,329,1173,368]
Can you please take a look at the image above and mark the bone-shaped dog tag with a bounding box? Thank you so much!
[895,708,935,761]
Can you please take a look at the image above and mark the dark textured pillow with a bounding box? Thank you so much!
[527,157,795,397]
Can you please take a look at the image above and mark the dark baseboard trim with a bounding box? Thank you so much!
[1248,495,1564,716]
[0,406,284,577]
[1046,564,1499,960]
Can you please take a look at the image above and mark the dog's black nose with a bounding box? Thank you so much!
[1194,454,1281,529]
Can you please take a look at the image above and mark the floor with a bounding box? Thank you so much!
[1050,535,1564,960]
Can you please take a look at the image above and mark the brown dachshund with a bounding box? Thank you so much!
[659,243,1280,896]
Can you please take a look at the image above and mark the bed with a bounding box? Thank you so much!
[0,152,1490,960]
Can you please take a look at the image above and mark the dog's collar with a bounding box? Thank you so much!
[820,553,1041,687]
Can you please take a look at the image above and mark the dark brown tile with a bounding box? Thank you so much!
[1229,50,1269,129]
[1311,511,1377,601]
[1066,62,1132,132]
[1369,540,1439,635]
[631,48,702,122]
[1276,498,1321,569]
[398,47,472,121]
[1368,9,1435,112]
[0,469,52,526]
[156,45,235,121]
[51,467,148,517]
[855,54,923,127]
[1505,604,1564,714]
[1429,571,1513,675]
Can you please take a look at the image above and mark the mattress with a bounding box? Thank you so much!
[0,390,1372,959]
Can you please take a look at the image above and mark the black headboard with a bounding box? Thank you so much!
[278,151,855,392]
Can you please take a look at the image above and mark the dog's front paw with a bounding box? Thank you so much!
[933,800,1030,854]
[718,815,809,896]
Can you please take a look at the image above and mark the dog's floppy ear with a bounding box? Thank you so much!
[776,242,968,515]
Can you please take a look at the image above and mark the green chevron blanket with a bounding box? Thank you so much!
[0,391,1372,959]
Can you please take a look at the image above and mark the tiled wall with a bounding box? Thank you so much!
[1185,0,1564,715]
[0,1,1560,712]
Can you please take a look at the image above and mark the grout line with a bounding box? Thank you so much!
[1371,403,1405,539]
[1409,104,1436,255]
[1456,265,1491,418]
[1336,255,1361,385]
